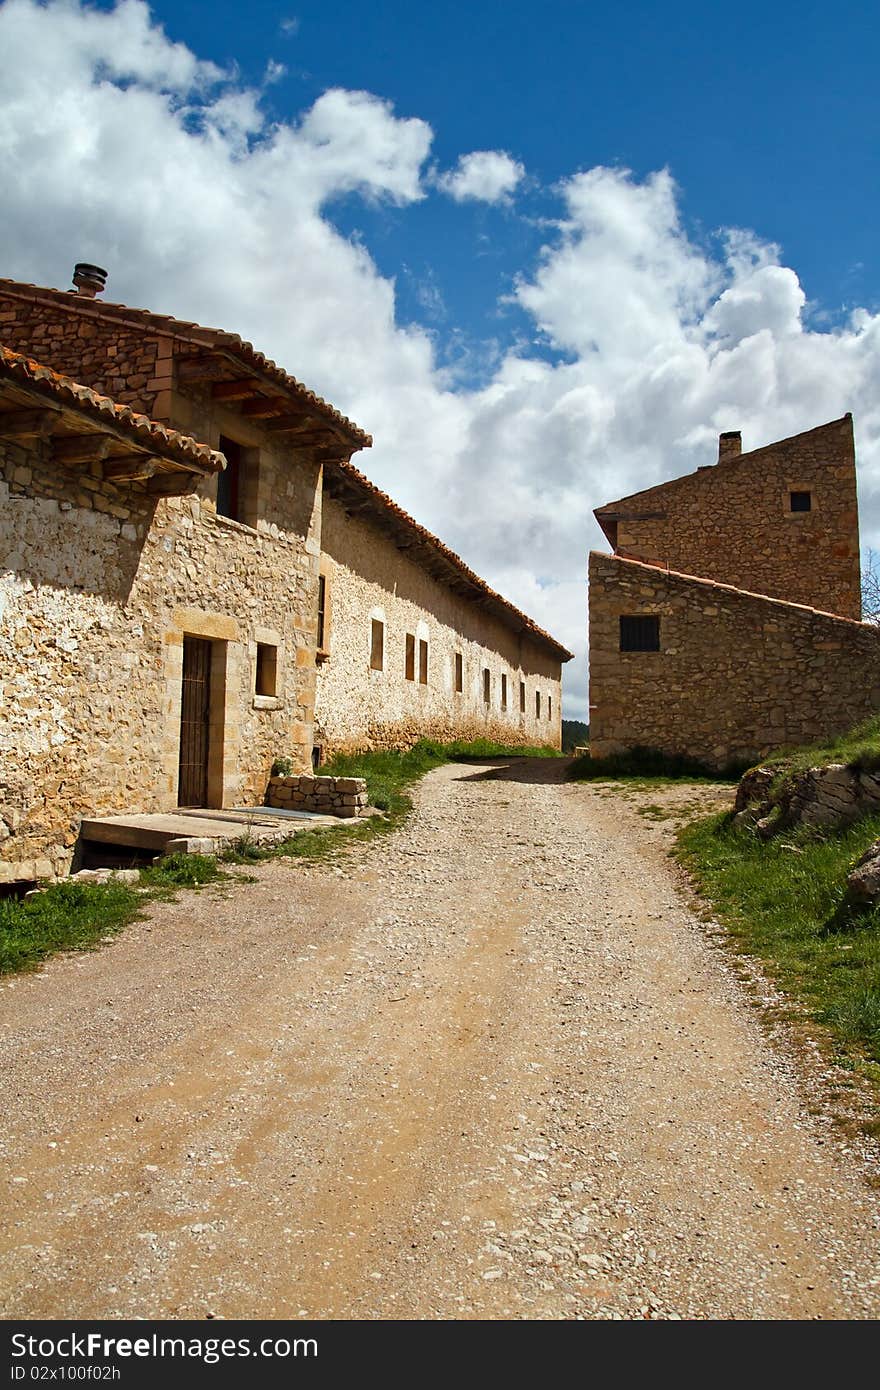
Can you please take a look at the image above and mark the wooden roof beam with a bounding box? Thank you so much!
[53,434,114,464]
[240,395,290,418]
[0,407,59,438]
[211,379,262,401]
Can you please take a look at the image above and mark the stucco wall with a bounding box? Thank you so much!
[602,416,861,620]
[0,433,319,881]
[314,495,563,754]
[588,551,880,769]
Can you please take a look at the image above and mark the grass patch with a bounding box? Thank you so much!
[761,713,880,781]
[677,809,880,1070]
[569,744,745,784]
[0,879,142,976]
[139,853,229,891]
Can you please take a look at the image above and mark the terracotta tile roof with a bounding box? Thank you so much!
[0,345,225,473]
[329,457,574,661]
[592,549,877,630]
[0,278,371,449]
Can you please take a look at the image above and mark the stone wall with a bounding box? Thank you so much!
[0,290,171,419]
[0,431,319,881]
[266,775,369,818]
[601,416,861,620]
[588,551,880,769]
[315,495,563,755]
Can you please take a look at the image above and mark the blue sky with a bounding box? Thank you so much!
[1,0,879,719]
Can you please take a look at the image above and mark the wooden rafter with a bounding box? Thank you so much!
[0,407,58,438]
[52,434,114,464]
[211,379,261,401]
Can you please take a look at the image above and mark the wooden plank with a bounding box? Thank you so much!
[211,379,261,401]
[0,408,58,438]
[240,396,289,417]
[264,412,322,432]
[103,456,159,481]
[52,434,113,464]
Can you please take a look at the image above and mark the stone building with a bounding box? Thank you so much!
[0,271,570,883]
[589,416,880,768]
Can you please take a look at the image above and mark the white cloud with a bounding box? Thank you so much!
[436,149,524,204]
[2,2,880,724]
[279,16,299,37]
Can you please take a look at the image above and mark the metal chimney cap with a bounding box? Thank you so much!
[72,263,108,297]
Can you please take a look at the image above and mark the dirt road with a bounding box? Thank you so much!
[2,760,879,1319]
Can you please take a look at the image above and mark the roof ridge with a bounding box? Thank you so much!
[595,413,853,518]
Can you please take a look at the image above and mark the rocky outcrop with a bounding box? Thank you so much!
[846,839,880,903]
[732,762,880,838]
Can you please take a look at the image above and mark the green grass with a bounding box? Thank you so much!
[677,810,880,1072]
[760,712,880,781]
[0,879,142,975]
[569,744,746,784]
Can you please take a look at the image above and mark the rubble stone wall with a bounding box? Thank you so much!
[607,417,861,620]
[266,774,369,818]
[588,551,880,769]
[314,496,563,756]
[0,432,318,882]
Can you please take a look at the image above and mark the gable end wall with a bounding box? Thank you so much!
[589,552,880,768]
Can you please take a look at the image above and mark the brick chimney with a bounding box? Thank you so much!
[72,263,107,298]
[718,430,741,464]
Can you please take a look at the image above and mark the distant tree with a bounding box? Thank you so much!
[561,719,590,753]
[862,550,880,624]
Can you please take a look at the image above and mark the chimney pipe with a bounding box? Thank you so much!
[718,430,741,464]
[72,263,107,299]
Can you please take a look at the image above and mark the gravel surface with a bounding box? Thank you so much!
[2,759,879,1320]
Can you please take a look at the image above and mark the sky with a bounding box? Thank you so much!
[1,0,879,720]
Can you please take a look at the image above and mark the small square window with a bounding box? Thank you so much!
[790,490,812,513]
[370,619,384,671]
[454,652,463,694]
[419,638,429,685]
[405,633,415,681]
[620,615,660,652]
[255,643,277,697]
[483,668,491,704]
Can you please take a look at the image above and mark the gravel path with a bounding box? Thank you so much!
[2,760,879,1320]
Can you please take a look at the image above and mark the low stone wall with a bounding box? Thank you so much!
[267,774,369,818]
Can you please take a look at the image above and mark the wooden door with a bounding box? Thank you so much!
[178,637,212,807]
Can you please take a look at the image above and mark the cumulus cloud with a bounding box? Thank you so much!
[2,2,880,722]
[436,149,524,204]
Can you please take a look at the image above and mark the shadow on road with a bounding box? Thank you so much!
[451,757,575,786]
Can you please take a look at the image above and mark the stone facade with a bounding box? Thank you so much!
[0,274,570,881]
[314,493,564,755]
[589,416,877,769]
[594,416,861,620]
[0,433,318,880]
[0,287,169,418]
[588,552,880,768]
